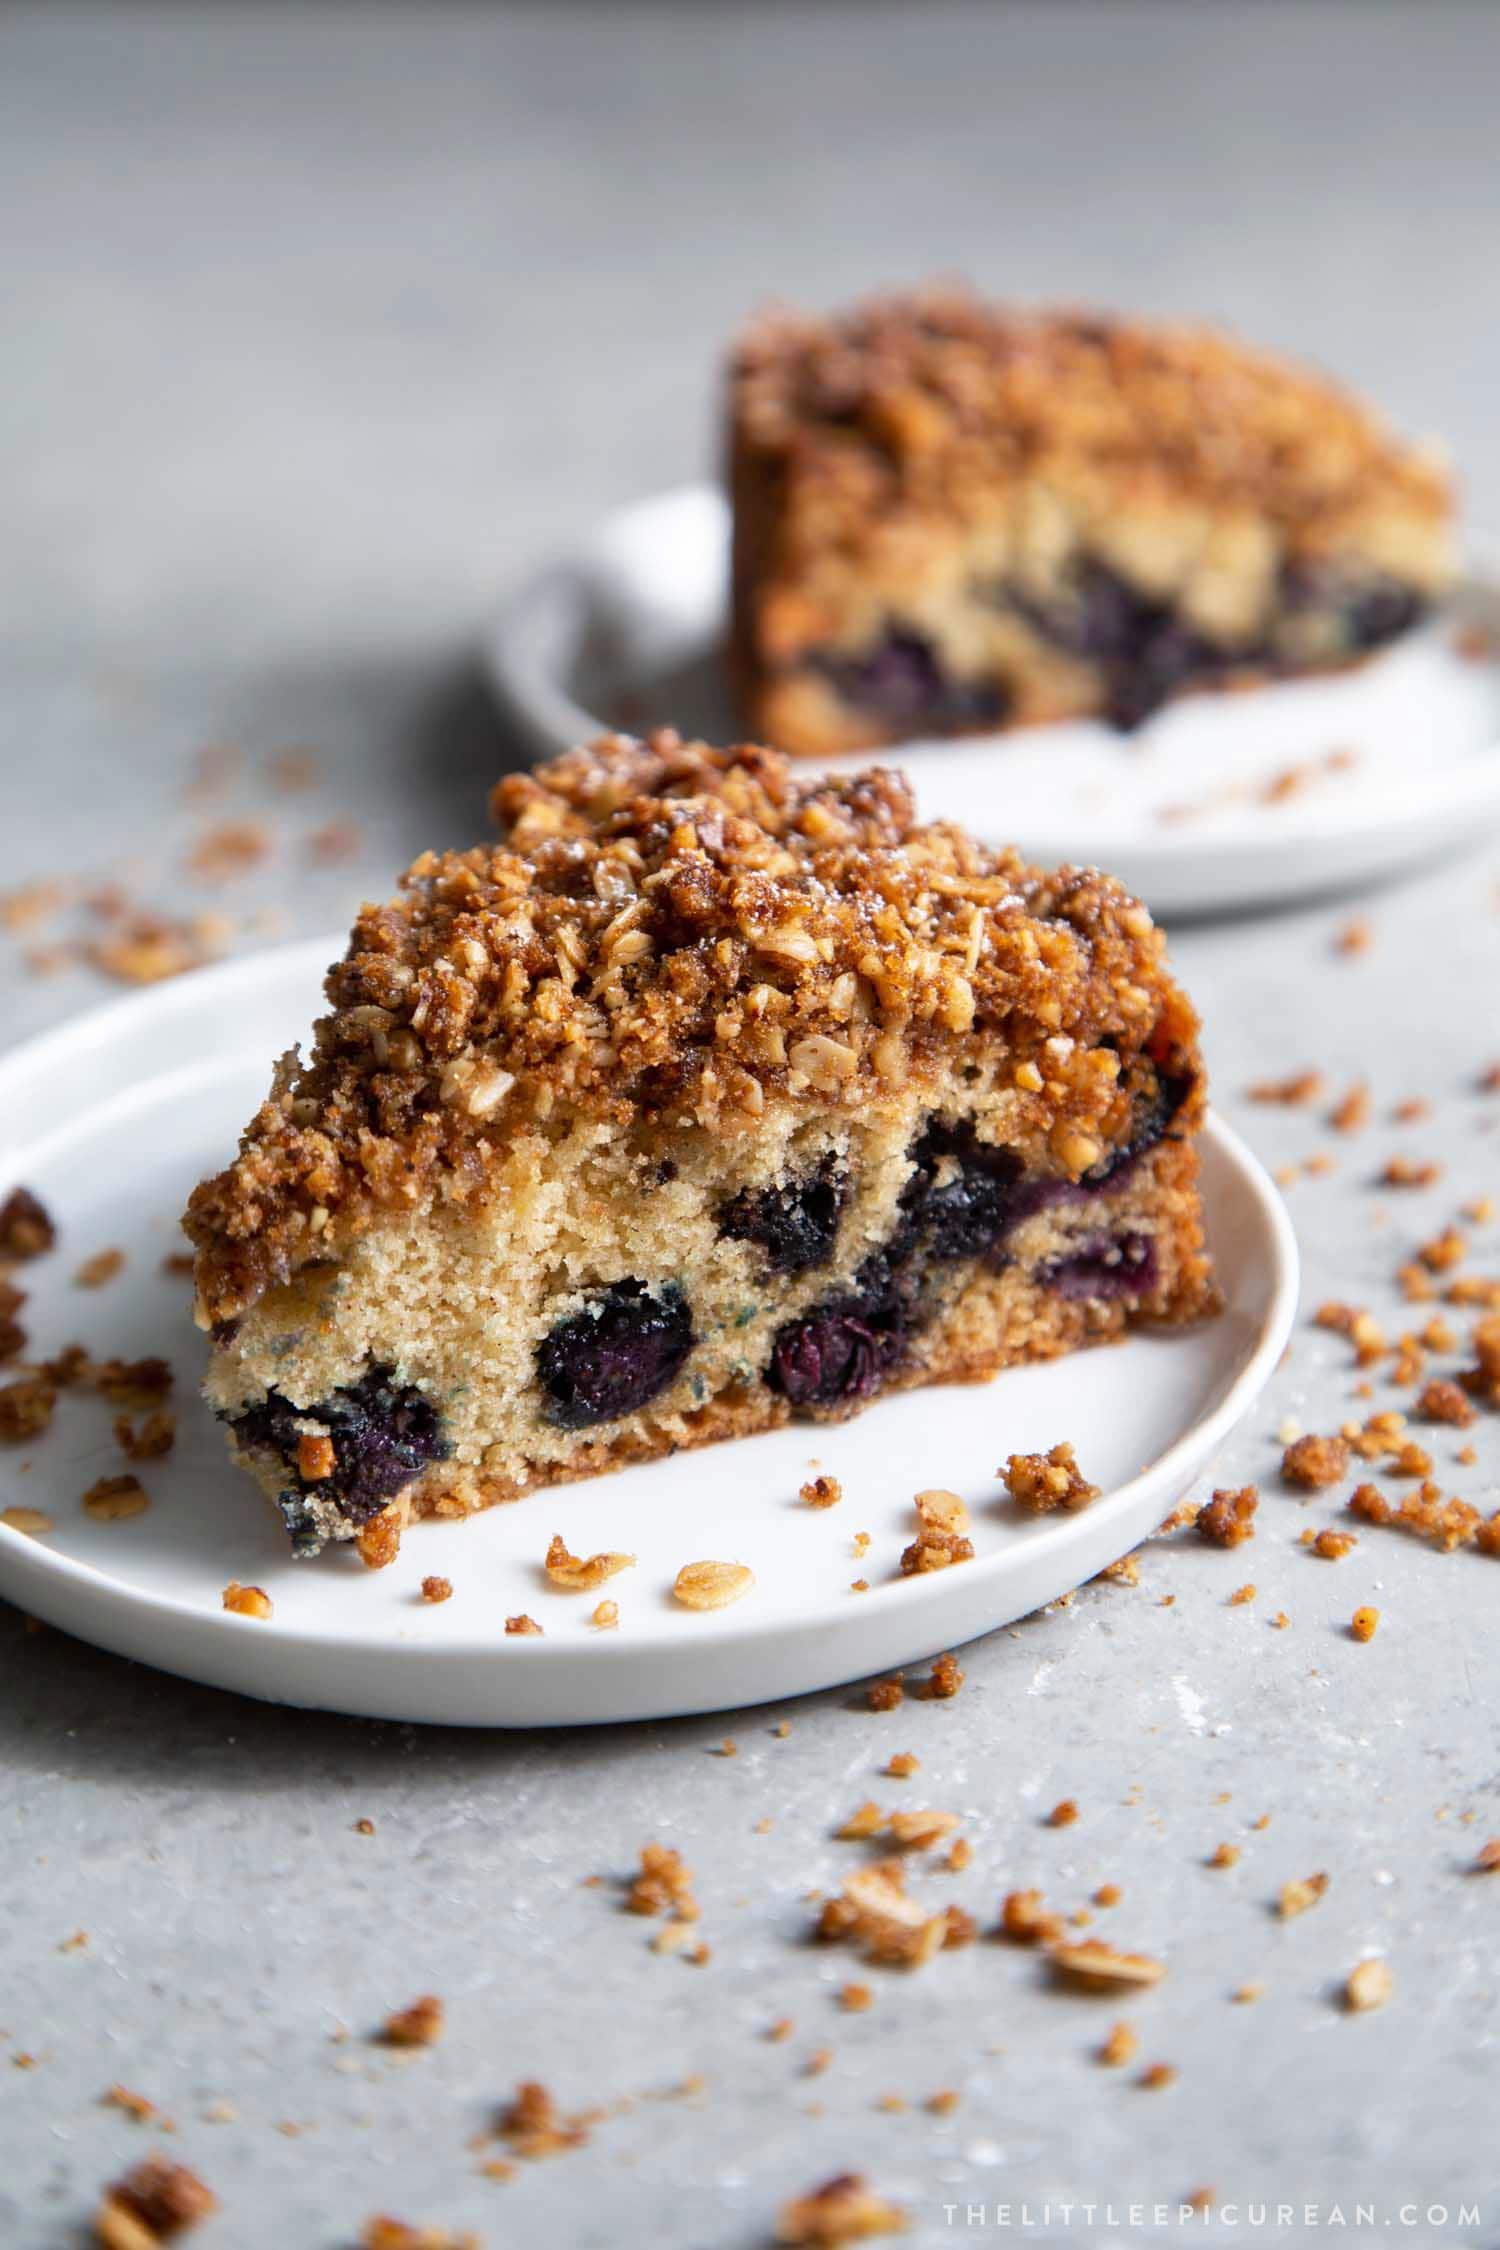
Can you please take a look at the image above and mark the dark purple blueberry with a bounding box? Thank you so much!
[536,1279,694,1429]
[719,1157,847,1277]
[1082,1068,1194,1190]
[894,1119,1026,1263]
[1007,563,1242,732]
[228,1366,450,1549]
[1281,564,1428,654]
[1040,1232,1158,1302]
[817,631,1009,732]
[767,1294,906,1409]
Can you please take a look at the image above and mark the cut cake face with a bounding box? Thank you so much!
[729,289,1455,749]
[185,733,1216,1556]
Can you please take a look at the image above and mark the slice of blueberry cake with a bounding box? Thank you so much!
[729,288,1455,748]
[185,732,1216,1558]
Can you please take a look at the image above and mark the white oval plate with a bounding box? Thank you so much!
[483,482,1500,918]
[0,940,1296,1728]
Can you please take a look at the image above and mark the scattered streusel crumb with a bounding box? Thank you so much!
[1327,1083,1371,1134]
[0,1371,57,1443]
[496,2079,589,2159]
[361,2221,478,2250]
[1207,1844,1241,1869]
[75,1247,125,1289]
[800,1474,842,1509]
[1332,915,1372,957]
[1350,1606,1380,1642]
[221,1581,271,1620]
[1047,1798,1079,1829]
[1417,1377,1477,1427]
[884,1752,919,1779]
[1048,1939,1166,1990]
[818,1862,973,1969]
[0,1187,55,1261]
[380,1995,444,2048]
[1471,1839,1500,1874]
[838,1982,873,2013]
[93,2155,216,2245]
[1229,1583,1256,1605]
[1282,1434,1349,1489]
[673,1559,754,1611]
[899,1489,974,1575]
[1139,2061,1178,2090]
[505,1614,543,1636]
[1094,1883,1122,1908]
[1098,2020,1138,2068]
[2,1506,53,1535]
[1003,1441,1099,1513]
[1305,1528,1356,1559]
[775,2172,907,2244]
[544,1533,635,1590]
[1195,1487,1258,1547]
[82,1473,149,1522]
[113,1409,176,1462]
[626,1843,697,1922]
[419,1575,452,1604]
[1247,1070,1323,1106]
[1277,1872,1329,1919]
[590,1599,619,1629]
[866,1677,903,1712]
[918,1652,964,1700]
[1343,1957,1392,2012]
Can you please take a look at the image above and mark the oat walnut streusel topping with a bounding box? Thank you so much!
[185,732,1202,1324]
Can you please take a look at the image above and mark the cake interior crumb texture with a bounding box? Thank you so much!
[185,732,1217,1553]
[728,288,1456,750]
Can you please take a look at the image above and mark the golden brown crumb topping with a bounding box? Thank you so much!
[1194,1487,1258,1548]
[732,289,1451,538]
[184,731,1202,1322]
[94,2155,216,2244]
[1281,1433,1350,1490]
[776,2172,908,2244]
[378,1995,444,2048]
[1003,1442,1099,1514]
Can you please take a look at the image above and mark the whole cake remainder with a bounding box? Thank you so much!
[729,289,1455,748]
[186,733,1216,1557]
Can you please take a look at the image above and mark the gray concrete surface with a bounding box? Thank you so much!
[2,6,1498,2244]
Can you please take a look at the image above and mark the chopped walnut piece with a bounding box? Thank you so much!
[0,1187,55,1261]
[379,1995,444,2048]
[505,1613,542,1636]
[1277,1872,1329,1919]
[0,1372,56,1442]
[114,1410,176,1462]
[1003,1441,1099,1513]
[542,1534,635,1590]
[1194,1487,1258,1547]
[1282,1433,1349,1489]
[1343,1957,1393,2012]
[1048,1939,1166,1990]
[800,1474,842,1508]
[672,1558,754,1610]
[419,1575,452,1604]
[496,2078,589,2158]
[95,2155,216,2243]
[296,1430,336,1481]
[775,2172,908,2244]
[1350,1606,1380,1642]
[1247,1070,1323,1105]
[1416,1378,1477,1427]
[918,1652,964,1700]
[82,1474,149,1522]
